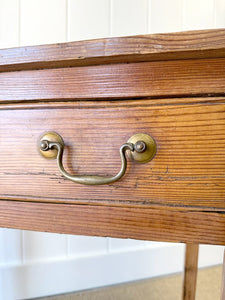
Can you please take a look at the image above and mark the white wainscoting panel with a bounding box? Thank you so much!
[183,0,215,30]
[22,231,67,263]
[198,244,225,267]
[68,0,110,41]
[215,0,225,27]
[110,0,148,36]
[68,235,108,257]
[0,243,185,300]
[0,0,20,49]
[0,229,22,266]
[20,0,67,46]
[108,237,153,252]
[150,0,183,33]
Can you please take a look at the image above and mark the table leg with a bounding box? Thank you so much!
[183,243,199,300]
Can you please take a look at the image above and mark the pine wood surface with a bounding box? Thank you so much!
[0,200,224,245]
[0,98,225,210]
[0,58,225,102]
[0,29,225,72]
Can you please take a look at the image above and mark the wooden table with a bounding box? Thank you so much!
[0,29,224,299]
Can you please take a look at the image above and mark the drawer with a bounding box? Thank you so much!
[1,97,225,209]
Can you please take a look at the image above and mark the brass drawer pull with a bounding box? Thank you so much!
[39,132,156,185]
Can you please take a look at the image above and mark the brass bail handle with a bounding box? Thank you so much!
[39,132,157,186]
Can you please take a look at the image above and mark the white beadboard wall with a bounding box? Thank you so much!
[0,1,225,299]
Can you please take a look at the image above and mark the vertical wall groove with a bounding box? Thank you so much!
[108,0,112,36]
[147,0,150,33]
[65,0,69,42]
[213,0,216,27]
[18,0,21,46]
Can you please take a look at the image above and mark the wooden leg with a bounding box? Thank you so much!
[221,249,225,300]
[183,243,199,300]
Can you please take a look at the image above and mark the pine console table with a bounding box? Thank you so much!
[0,29,225,299]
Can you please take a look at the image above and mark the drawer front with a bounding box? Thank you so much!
[1,98,224,210]
[1,58,225,102]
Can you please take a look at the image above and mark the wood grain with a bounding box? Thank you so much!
[0,200,224,245]
[0,58,225,102]
[0,29,225,72]
[0,98,225,209]
[183,244,199,300]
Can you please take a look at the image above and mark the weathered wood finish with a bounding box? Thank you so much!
[0,98,225,209]
[0,58,225,101]
[0,29,225,72]
[0,29,224,247]
[183,244,199,300]
[0,201,224,245]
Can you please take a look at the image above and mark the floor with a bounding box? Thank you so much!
[36,265,223,300]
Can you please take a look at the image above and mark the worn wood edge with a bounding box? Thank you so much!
[0,200,224,245]
[183,244,199,300]
[0,29,225,72]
